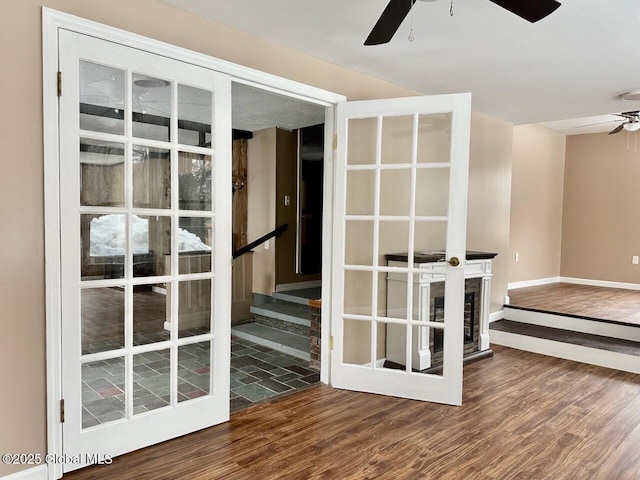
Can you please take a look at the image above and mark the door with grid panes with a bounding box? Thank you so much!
[59,30,231,471]
[331,94,471,405]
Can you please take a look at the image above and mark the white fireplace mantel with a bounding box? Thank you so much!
[385,252,496,371]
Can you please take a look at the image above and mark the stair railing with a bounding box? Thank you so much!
[233,224,288,259]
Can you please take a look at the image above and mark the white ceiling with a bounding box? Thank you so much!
[160,0,640,133]
[232,83,325,132]
[540,114,625,135]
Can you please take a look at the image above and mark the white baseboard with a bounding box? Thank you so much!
[507,277,560,290]
[507,276,640,291]
[489,329,640,374]
[0,465,47,480]
[489,310,504,323]
[275,280,321,292]
[560,277,640,291]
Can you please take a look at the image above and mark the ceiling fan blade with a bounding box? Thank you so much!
[575,119,622,129]
[365,0,416,46]
[609,124,625,135]
[488,0,561,23]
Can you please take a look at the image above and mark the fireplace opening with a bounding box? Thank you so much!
[432,292,475,353]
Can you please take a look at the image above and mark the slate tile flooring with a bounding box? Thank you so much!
[82,341,211,428]
[81,336,319,428]
[229,336,319,413]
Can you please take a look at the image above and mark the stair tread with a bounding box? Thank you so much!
[273,287,322,305]
[232,322,310,354]
[490,320,640,357]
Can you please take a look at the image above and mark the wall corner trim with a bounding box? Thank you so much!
[507,277,560,290]
[0,466,47,480]
[560,277,640,291]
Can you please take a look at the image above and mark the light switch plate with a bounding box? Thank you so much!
[633,256,638,265]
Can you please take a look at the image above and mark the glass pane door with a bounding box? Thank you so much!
[331,94,471,405]
[59,30,231,471]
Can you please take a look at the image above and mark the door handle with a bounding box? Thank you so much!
[447,256,460,267]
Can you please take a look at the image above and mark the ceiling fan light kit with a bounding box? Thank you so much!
[619,91,640,102]
[603,111,640,135]
[364,0,561,45]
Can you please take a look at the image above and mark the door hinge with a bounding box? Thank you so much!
[332,134,337,150]
[330,335,334,350]
[57,71,62,97]
[60,399,65,423]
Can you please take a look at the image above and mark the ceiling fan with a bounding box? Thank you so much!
[365,0,562,45]
[608,111,640,134]
[573,111,640,135]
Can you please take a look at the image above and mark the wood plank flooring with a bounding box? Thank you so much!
[65,346,640,480]
[508,283,640,326]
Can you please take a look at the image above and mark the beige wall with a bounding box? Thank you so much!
[467,112,514,312]
[561,132,640,283]
[508,124,566,284]
[247,128,277,296]
[1,1,514,475]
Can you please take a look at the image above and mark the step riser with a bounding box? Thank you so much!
[231,328,310,361]
[254,314,310,337]
[245,288,316,362]
[504,307,640,342]
[490,329,640,374]
[250,305,311,327]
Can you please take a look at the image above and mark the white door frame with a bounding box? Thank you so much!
[43,8,344,479]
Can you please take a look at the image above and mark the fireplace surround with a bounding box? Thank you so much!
[384,251,496,371]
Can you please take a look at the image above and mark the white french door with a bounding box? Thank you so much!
[59,30,231,471]
[331,94,471,405]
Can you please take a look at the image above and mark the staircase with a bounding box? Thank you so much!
[490,306,640,374]
[231,286,321,361]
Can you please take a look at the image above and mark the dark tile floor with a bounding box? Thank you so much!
[81,336,319,427]
[82,341,211,428]
[230,336,319,412]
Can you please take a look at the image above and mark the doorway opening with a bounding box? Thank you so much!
[228,83,326,412]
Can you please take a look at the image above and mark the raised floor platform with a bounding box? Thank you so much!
[507,282,640,326]
[491,283,640,374]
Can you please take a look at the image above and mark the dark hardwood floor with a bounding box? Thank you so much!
[65,345,640,479]
[508,283,640,326]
